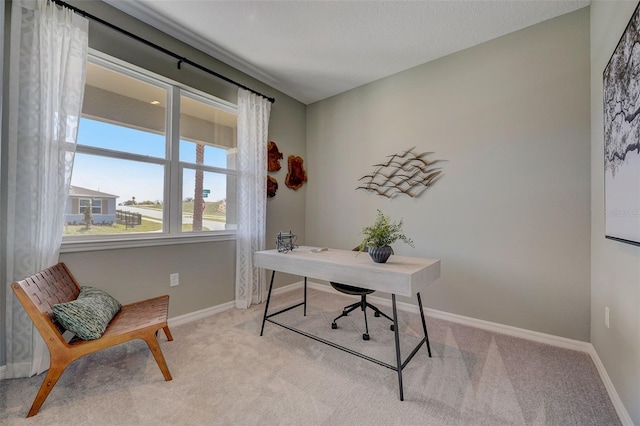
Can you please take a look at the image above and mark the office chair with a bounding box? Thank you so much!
[330,246,395,340]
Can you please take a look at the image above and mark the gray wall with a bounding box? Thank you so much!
[590,1,640,423]
[306,9,591,341]
[0,0,306,365]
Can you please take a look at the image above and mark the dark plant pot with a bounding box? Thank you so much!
[369,246,393,263]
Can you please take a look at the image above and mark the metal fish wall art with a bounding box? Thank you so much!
[356,147,444,198]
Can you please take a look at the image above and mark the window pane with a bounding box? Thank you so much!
[91,199,102,214]
[78,118,165,158]
[182,169,236,232]
[180,142,232,168]
[82,62,167,156]
[180,94,237,169]
[65,153,165,236]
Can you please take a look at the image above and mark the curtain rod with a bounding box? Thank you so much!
[51,0,276,104]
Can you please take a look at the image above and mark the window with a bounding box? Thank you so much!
[78,199,102,215]
[179,93,237,233]
[63,53,237,248]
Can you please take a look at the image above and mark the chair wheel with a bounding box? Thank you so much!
[390,325,395,331]
[363,333,370,340]
[331,323,337,329]
[374,311,380,317]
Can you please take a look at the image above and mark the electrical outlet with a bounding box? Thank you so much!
[605,306,610,329]
[170,273,179,287]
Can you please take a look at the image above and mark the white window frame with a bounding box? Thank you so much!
[78,198,101,215]
[91,199,102,215]
[78,199,89,215]
[61,51,237,253]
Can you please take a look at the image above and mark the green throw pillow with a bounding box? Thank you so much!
[53,286,122,340]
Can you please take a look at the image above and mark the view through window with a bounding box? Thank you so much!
[63,56,237,241]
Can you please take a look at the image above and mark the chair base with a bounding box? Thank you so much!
[331,295,394,340]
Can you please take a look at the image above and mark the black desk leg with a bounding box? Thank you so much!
[392,294,404,401]
[303,277,308,316]
[260,271,277,336]
[416,292,432,357]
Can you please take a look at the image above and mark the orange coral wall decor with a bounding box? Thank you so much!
[267,175,278,198]
[267,141,283,172]
[285,155,307,190]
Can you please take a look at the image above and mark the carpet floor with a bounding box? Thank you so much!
[0,288,620,425]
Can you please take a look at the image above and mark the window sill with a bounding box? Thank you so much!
[60,231,236,253]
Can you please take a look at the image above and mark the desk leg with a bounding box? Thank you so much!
[417,292,432,358]
[260,271,277,336]
[304,277,307,316]
[392,294,404,401]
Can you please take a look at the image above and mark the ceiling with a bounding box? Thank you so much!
[106,0,591,105]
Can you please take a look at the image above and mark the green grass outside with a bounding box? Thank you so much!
[139,201,226,222]
[64,202,224,236]
[62,218,218,236]
[63,219,210,235]
[64,220,161,235]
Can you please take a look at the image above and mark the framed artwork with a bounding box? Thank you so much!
[603,2,640,247]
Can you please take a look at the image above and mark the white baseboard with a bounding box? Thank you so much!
[168,300,235,327]
[167,282,299,327]
[422,307,592,353]
[306,280,591,351]
[587,345,633,425]
[305,280,632,424]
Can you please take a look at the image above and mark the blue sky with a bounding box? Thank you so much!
[72,118,229,203]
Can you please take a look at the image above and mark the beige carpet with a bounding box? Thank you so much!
[0,288,620,425]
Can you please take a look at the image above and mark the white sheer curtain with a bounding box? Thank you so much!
[4,0,88,378]
[235,89,272,309]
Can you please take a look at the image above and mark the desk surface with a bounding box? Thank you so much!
[254,246,440,297]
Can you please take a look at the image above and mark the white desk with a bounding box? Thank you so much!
[255,246,441,401]
[254,246,440,297]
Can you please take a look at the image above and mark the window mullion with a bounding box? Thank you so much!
[75,145,167,166]
[167,86,182,235]
[179,161,238,176]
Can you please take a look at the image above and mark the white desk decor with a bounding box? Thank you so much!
[275,231,298,253]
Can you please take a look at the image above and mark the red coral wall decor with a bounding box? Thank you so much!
[285,155,307,190]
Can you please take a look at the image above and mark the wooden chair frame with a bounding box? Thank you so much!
[11,262,173,417]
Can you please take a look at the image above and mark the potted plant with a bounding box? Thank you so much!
[358,209,414,263]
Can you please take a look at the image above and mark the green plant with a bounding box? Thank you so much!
[82,206,93,230]
[359,209,414,251]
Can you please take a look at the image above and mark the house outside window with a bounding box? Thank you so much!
[66,186,117,226]
[63,52,237,248]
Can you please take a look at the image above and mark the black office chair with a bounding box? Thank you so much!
[330,246,395,340]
